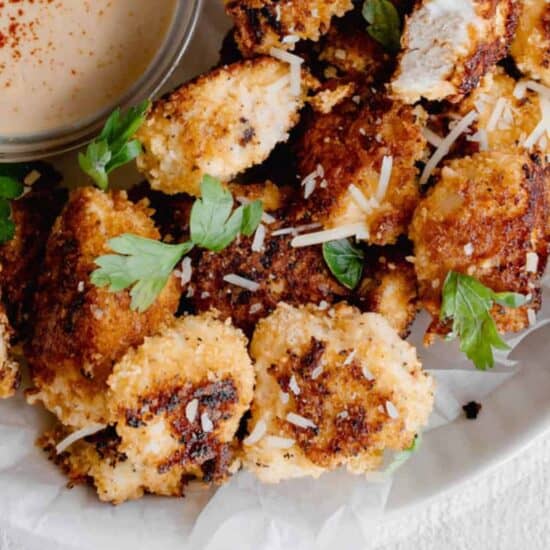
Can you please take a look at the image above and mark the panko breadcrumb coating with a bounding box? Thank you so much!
[0,164,67,332]
[137,57,317,197]
[42,314,254,504]
[409,151,549,341]
[392,0,519,103]
[453,68,549,155]
[189,220,352,335]
[26,188,181,428]
[295,90,427,245]
[511,0,550,87]
[243,303,434,483]
[0,305,19,399]
[225,0,354,56]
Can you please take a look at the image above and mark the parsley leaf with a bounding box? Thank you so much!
[91,175,264,311]
[190,175,263,251]
[0,165,27,243]
[362,0,402,53]
[79,100,149,190]
[91,235,193,313]
[384,433,422,475]
[440,272,528,370]
[322,239,365,289]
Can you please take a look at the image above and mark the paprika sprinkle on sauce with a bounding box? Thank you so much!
[0,0,177,137]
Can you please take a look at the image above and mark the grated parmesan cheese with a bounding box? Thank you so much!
[348,184,379,214]
[270,47,303,96]
[486,97,508,132]
[343,350,356,366]
[286,412,317,430]
[265,436,295,449]
[201,412,214,433]
[420,111,478,186]
[289,375,301,395]
[422,127,444,148]
[362,365,375,381]
[223,274,260,292]
[385,401,399,419]
[525,252,539,273]
[55,423,107,455]
[376,156,393,202]
[291,223,370,247]
[251,223,266,253]
[185,399,199,423]
[243,418,267,446]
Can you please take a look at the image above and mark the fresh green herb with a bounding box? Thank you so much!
[0,165,28,243]
[385,433,422,475]
[362,0,402,53]
[91,176,264,312]
[91,235,193,313]
[79,100,149,190]
[190,175,263,251]
[322,239,365,289]
[440,272,528,370]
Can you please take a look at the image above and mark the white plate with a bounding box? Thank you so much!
[1,4,549,549]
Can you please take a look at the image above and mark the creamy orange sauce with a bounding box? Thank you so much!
[0,0,177,136]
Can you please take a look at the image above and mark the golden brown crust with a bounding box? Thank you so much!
[0,304,19,399]
[137,57,317,197]
[243,304,434,482]
[294,90,427,245]
[26,187,181,428]
[225,0,354,56]
[409,151,549,338]
[511,0,550,86]
[0,164,67,332]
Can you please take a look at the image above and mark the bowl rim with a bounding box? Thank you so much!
[0,0,203,163]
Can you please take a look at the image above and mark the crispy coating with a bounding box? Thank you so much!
[243,303,434,483]
[41,314,254,504]
[137,57,317,197]
[318,9,395,83]
[356,244,418,337]
[225,0,354,56]
[453,68,549,156]
[409,152,549,339]
[0,164,67,332]
[294,90,427,245]
[392,0,519,103]
[0,304,19,399]
[189,221,351,335]
[26,188,181,428]
[511,0,550,87]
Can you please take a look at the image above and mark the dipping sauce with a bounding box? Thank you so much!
[0,0,177,137]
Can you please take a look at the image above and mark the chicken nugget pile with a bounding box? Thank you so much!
[2,0,549,505]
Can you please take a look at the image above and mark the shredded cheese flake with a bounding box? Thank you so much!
[289,374,301,395]
[291,223,370,247]
[486,97,508,132]
[525,252,539,273]
[420,111,478,186]
[185,398,199,423]
[348,184,379,214]
[223,274,260,292]
[265,436,295,449]
[251,223,266,253]
[385,401,399,419]
[244,418,267,446]
[55,423,107,455]
[270,47,303,96]
[286,412,317,430]
[201,412,214,433]
[376,156,393,202]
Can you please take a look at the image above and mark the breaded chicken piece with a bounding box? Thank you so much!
[409,151,549,340]
[0,304,19,399]
[225,0,354,56]
[511,0,550,87]
[243,303,434,483]
[42,314,254,504]
[356,243,418,337]
[26,188,181,428]
[189,220,352,335]
[295,90,427,245]
[318,9,395,83]
[451,68,549,155]
[137,57,317,197]
[0,165,67,332]
[392,0,519,103]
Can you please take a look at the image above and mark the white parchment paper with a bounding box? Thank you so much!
[1,4,549,550]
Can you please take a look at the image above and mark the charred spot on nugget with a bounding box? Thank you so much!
[294,89,427,245]
[26,187,181,428]
[242,303,434,482]
[409,151,549,340]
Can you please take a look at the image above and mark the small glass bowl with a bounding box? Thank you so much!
[0,0,202,163]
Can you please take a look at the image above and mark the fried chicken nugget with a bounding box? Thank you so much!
[42,314,254,504]
[225,0,354,56]
[26,188,180,428]
[454,68,549,155]
[409,151,549,339]
[0,304,19,399]
[137,57,317,197]
[511,0,550,87]
[243,303,434,483]
[392,0,519,103]
[295,91,427,245]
